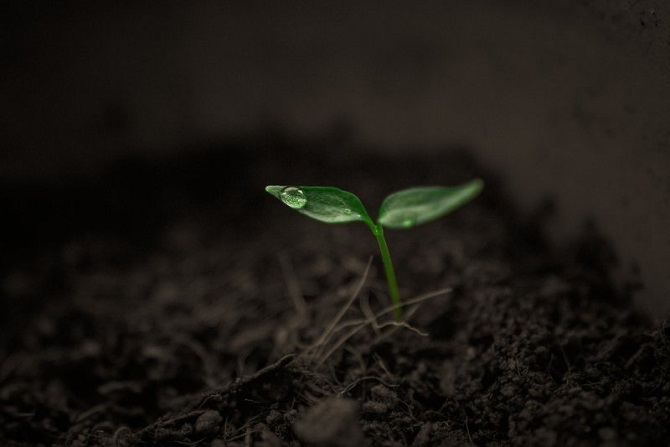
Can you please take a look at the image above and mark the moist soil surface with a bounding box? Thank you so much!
[1,137,669,447]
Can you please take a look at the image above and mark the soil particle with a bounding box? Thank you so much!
[293,397,367,447]
[195,410,223,436]
[362,385,400,418]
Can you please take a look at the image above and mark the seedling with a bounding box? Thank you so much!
[265,180,483,319]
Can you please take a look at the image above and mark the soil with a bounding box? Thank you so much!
[1,135,669,447]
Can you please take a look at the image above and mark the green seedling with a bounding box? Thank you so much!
[265,179,483,320]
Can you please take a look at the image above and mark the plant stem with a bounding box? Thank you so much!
[370,223,402,320]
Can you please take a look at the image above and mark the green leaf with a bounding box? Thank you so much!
[377,179,483,229]
[265,185,374,226]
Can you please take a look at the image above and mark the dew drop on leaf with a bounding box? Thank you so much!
[280,187,307,209]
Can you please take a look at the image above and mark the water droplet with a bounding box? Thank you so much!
[343,208,352,215]
[280,187,307,209]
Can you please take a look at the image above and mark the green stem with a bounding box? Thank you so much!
[370,223,402,320]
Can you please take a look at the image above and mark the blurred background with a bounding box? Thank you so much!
[2,0,669,316]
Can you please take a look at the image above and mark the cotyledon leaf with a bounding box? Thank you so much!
[377,179,484,229]
[265,185,374,226]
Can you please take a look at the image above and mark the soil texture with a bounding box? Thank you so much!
[1,137,669,446]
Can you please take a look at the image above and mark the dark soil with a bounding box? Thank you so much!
[1,136,669,447]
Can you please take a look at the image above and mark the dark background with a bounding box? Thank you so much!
[2,0,669,316]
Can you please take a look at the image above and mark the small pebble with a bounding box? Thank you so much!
[195,410,223,436]
[293,397,367,447]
